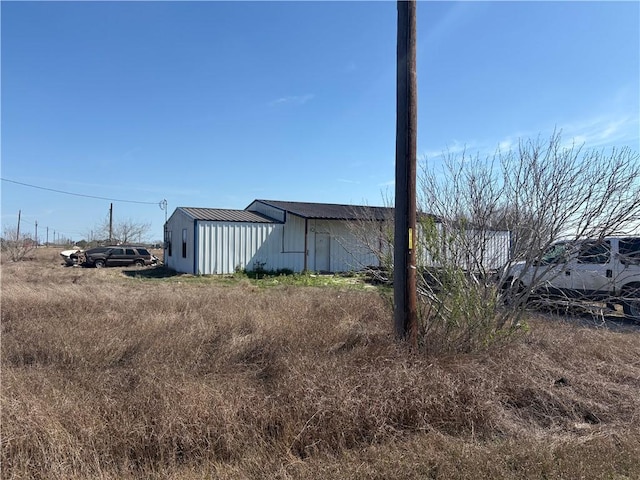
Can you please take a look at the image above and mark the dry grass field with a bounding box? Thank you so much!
[2,247,640,479]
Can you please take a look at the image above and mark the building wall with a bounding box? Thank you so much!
[418,224,511,272]
[475,230,511,271]
[283,213,305,253]
[308,219,382,272]
[196,221,283,274]
[164,209,196,274]
[165,206,509,276]
[245,203,384,273]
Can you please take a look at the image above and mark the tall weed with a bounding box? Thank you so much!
[2,248,639,479]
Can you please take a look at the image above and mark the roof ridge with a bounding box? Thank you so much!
[256,199,391,209]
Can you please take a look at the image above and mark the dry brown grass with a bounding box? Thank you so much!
[2,248,640,479]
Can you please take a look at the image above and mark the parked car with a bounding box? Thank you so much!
[84,246,154,268]
[60,247,83,266]
[502,237,640,321]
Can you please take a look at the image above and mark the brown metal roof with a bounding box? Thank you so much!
[179,207,280,223]
[252,200,396,221]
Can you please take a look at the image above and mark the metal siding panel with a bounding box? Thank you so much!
[227,222,283,274]
[226,224,233,274]
[215,226,220,273]
[235,225,244,272]
[235,225,241,272]
[485,231,511,270]
[223,224,231,274]
[190,221,311,274]
[327,221,379,272]
[198,223,206,274]
[200,224,208,274]
[307,219,317,271]
[193,220,198,275]
[283,213,305,252]
[207,224,214,274]
[198,224,203,275]
[198,221,234,275]
[418,226,511,271]
[212,223,219,274]
[205,222,214,275]
[236,225,244,271]
[214,225,220,274]
[207,223,214,274]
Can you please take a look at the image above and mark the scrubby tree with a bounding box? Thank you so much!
[93,217,151,245]
[416,131,640,353]
[350,132,639,353]
[1,227,36,261]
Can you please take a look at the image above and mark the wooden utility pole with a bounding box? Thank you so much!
[35,220,38,248]
[109,203,113,244]
[16,210,21,240]
[394,0,418,345]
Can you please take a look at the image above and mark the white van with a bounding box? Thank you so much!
[502,237,640,321]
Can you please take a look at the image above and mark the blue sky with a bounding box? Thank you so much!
[2,1,638,243]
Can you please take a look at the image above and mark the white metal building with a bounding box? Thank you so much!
[164,200,393,275]
[163,199,512,275]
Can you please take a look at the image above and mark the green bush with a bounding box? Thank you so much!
[414,217,527,354]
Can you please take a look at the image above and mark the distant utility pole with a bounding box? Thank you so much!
[16,210,21,240]
[35,221,38,248]
[109,203,113,244]
[46,227,49,246]
[394,0,418,345]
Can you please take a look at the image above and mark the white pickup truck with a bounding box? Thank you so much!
[502,236,640,321]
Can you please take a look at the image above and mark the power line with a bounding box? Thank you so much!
[5,214,79,237]
[12,217,83,237]
[1,177,161,205]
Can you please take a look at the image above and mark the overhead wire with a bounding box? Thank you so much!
[2,177,167,240]
[6,215,85,239]
[1,177,161,205]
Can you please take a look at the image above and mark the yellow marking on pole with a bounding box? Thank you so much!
[408,227,413,250]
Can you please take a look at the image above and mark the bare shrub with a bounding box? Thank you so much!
[1,227,36,262]
[417,132,640,352]
[90,216,152,245]
[345,133,639,353]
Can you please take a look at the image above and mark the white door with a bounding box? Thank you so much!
[314,233,331,272]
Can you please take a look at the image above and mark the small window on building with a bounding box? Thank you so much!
[182,228,187,258]
[167,231,172,257]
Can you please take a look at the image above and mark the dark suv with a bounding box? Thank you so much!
[84,246,153,268]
